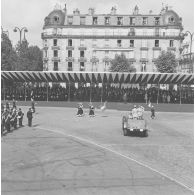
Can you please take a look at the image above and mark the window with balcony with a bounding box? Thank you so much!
[44,50,47,58]
[130,40,134,47]
[92,62,97,71]
[130,17,135,25]
[53,39,57,46]
[155,28,160,36]
[68,62,73,71]
[170,40,174,47]
[68,39,72,46]
[104,62,109,71]
[155,17,160,25]
[54,62,58,71]
[155,40,159,47]
[53,50,58,57]
[105,17,110,25]
[105,51,109,56]
[141,62,146,72]
[68,50,72,57]
[129,51,134,59]
[141,40,147,47]
[92,39,97,47]
[92,51,96,57]
[129,28,135,36]
[117,40,122,47]
[80,39,85,46]
[80,17,86,25]
[141,50,147,58]
[93,17,98,25]
[68,16,73,25]
[153,50,160,59]
[142,17,148,25]
[44,39,48,47]
[168,16,175,24]
[105,39,109,47]
[117,17,123,25]
[80,62,85,71]
[80,50,85,57]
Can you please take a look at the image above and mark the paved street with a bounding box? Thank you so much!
[1,106,194,195]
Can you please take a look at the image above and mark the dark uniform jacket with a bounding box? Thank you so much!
[27,111,33,119]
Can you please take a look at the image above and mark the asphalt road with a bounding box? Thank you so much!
[1,106,194,195]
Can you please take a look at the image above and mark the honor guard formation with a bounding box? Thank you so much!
[1,100,36,136]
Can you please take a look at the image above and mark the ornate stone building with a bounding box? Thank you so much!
[42,4,184,72]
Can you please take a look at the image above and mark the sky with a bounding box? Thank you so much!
[1,0,194,48]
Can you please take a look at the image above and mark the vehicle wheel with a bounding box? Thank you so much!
[123,128,128,136]
[143,130,148,137]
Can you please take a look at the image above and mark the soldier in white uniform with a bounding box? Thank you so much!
[132,105,138,119]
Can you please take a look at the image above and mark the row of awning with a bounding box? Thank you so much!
[1,71,194,85]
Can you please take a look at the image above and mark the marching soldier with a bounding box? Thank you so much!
[77,103,84,117]
[151,105,155,119]
[17,108,24,127]
[89,103,95,117]
[27,108,33,127]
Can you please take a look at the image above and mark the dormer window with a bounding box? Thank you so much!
[142,17,148,25]
[54,16,59,23]
[93,17,98,25]
[155,17,160,25]
[117,17,123,25]
[105,17,110,25]
[130,17,135,25]
[168,16,175,24]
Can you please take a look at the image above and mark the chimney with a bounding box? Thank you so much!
[133,5,139,15]
[88,8,95,15]
[73,8,80,15]
[111,6,117,15]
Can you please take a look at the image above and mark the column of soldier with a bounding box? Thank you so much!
[1,100,35,136]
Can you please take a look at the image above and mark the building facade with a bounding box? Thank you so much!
[178,42,194,73]
[42,4,184,72]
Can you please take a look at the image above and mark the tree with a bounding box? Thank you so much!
[109,53,136,72]
[155,51,177,73]
[15,40,43,71]
[1,32,18,71]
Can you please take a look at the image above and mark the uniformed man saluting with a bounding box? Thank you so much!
[27,108,33,127]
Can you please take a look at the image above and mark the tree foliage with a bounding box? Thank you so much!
[1,33,18,71]
[15,40,43,71]
[155,51,177,73]
[109,53,136,72]
[1,34,43,71]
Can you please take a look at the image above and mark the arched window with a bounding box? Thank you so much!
[168,16,175,24]
[53,16,59,23]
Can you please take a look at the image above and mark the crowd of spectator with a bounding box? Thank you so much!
[1,84,194,104]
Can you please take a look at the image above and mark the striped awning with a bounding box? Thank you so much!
[1,71,194,85]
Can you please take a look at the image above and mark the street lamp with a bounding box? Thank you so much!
[13,27,28,44]
[184,31,194,73]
